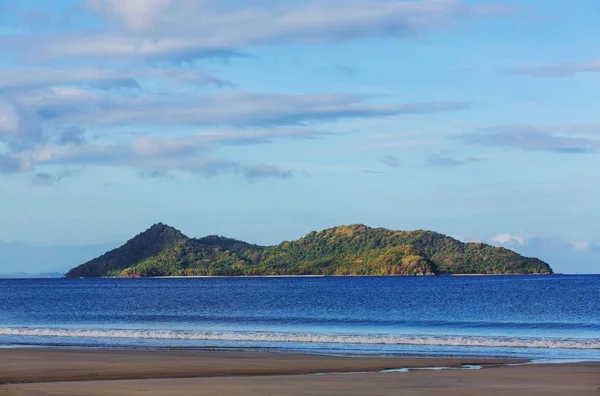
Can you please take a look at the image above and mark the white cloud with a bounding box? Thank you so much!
[85,0,189,32]
[485,233,600,274]
[451,234,482,243]
[570,241,591,253]
[489,232,598,255]
[491,232,527,246]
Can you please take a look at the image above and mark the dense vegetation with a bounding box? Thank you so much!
[65,223,552,278]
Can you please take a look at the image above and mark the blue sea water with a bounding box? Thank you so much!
[1,275,599,359]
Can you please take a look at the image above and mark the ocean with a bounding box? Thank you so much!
[1,275,599,359]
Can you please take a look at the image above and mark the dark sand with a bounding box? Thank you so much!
[1,349,598,395]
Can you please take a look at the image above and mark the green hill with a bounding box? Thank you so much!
[65,223,552,278]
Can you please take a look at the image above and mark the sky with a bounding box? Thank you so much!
[0,0,599,274]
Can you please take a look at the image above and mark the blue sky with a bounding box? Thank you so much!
[0,0,599,274]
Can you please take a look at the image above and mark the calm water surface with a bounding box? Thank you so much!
[1,275,599,359]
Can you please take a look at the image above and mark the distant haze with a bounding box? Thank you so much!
[0,241,118,275]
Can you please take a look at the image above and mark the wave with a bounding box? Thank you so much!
[1,327,599,349]
[37,314,600,332]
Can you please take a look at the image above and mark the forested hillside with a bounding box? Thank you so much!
[66,223,552,278]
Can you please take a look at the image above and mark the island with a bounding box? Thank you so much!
[65,223,552,278]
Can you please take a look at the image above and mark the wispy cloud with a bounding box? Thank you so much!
[32,172,60,186]
[334,64,358,76]
[5,0,513,62]
[1,85,468,152]
[0,0,500,183]
[428,154,480,166]
[379,155,400,168]
[0,67,229,90]
[31,167,81,187]
[507,57,600,77]
[0,99,43,144]
[0,86,467,180]
[457,125,600,153]
[243,164,294,180]
[42,91,469,129]
[0,153,24,174]
[360,169,385,174]
[13,129,312,180]
[139,170,173,179]
[58,126,87,146]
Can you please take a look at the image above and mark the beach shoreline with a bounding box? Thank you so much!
[0,348,528,384]
[1,348,599,395]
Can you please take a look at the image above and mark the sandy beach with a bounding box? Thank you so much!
[1,349,598,395]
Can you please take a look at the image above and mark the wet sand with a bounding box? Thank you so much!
[1,349,598,395]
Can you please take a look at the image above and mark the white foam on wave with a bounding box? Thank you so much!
[0,327,598,350]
